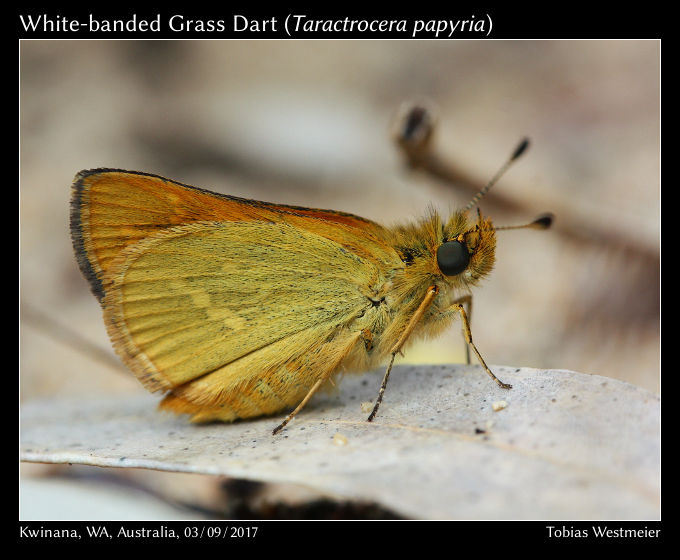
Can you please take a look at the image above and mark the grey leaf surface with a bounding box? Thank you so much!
[20,365,660,520]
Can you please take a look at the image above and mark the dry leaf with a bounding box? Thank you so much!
[20,365,659,520]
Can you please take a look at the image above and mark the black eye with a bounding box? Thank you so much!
[437,241,470,276]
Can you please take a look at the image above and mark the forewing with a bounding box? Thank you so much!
[70,169,389,301]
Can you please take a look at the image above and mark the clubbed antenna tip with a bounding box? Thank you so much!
[512,138,531,161]
[492,212,555,233]
[529,213,554,230]
[464,136,532,212]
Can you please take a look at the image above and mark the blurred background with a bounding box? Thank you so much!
[20,40,659,519]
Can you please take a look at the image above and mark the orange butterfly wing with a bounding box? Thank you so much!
[71,168,390,302]
[70,169,405,421]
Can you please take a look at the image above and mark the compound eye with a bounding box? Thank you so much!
[436,241,470,276]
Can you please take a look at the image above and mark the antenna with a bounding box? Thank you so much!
[493,212,554,232]
[465,213,554,239]
[464,138,530,211]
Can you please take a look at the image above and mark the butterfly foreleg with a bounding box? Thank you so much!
[450,294,472,365]
[447,298,511,390]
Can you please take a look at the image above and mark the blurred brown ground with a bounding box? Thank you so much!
[20,39,660,406]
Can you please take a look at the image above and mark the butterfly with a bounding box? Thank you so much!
[70,139,551,434]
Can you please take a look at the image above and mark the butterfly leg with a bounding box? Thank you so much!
[367,285,439,422]
[272,378,326,435]
[448,300,512,390]
[272,330,364,435]
[452,294,473,365]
